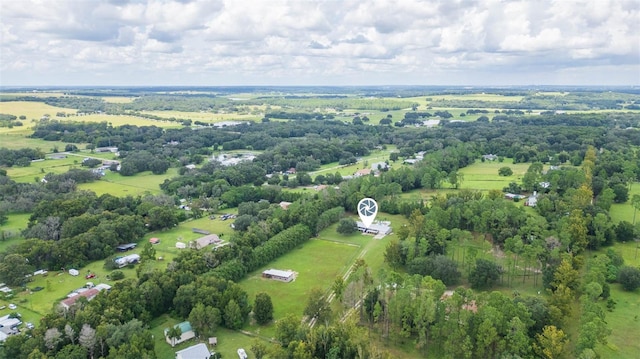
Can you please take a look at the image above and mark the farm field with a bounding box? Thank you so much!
[0,101,78,120]
[141,110,262,123]
[73,113,181,128]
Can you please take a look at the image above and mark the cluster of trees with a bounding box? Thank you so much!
[0,113,24,128]
[0,147,45,167]
[0,192,188,283]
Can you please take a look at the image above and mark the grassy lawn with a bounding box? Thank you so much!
[240,238,360,338]
[151,315,259,359]
[609,183,639,223]
[592,241,640,358]
[459,159,531,191]
[0,213,30,252]
[3,265,137,320]
[78,168,179,196]
[597,284,640,359]
[7,156,84,183]
[0,127,70,151]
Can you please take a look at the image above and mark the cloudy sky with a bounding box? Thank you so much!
[1,0,639,86]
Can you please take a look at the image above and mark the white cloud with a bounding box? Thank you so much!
[0,0,638,86]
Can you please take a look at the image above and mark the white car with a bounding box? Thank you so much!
[8,303,17,310]
[237,348,248,359]
[26,322,35,329]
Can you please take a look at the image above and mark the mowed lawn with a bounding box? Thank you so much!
[459,159,532,191]
[240,238,360,337]
[595,241,640,358]
[151,315,257,359]
[0,213,30,251]
[78,168,179,196]
[609,183,639,223]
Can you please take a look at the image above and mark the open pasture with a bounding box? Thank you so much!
[0,127,71,151]
[74,113,181,128]
[593,241,640,359]
[142,109,262,123]
[77,168,179,196]
[0,101,77,120]
[240,238,360,336]
[459,159,531,191]
[6,156,82,183]
[424,93,526,102]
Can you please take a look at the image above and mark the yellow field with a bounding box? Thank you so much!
[74,113,181,128]
[0,101,78,120]
[141,109,263,123]
[1,92,65,98]
[100,96,136,103]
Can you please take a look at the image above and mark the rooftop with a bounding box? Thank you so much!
[175,343,210,359]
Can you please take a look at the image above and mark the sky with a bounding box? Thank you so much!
[1,0,639,87]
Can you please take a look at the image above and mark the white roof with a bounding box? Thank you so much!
[263,269,294,278]
[95,283,112,291]
[175,343,210,359]
[356,221,392,234]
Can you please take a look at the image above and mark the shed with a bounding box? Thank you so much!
[116,243,136,251]
[176,242,187,249]
[262,269,295,282]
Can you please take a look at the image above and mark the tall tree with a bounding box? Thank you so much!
[224,299,244,329]
[534,325,568,359]
[304,288,332,325]
[253,292,274,325]
[78,324,96,359]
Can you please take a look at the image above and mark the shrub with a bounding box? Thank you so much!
[618,266,640,291]
[109,270,125,280]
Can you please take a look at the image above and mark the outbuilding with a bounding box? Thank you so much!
[262,269,295,282]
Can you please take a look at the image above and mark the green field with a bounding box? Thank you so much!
[0,213,30,252]
[240,238,360,337]
[459,159,532,191]
[78,168,179,196]
[0,127,72,151]
[609,183,639,223]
